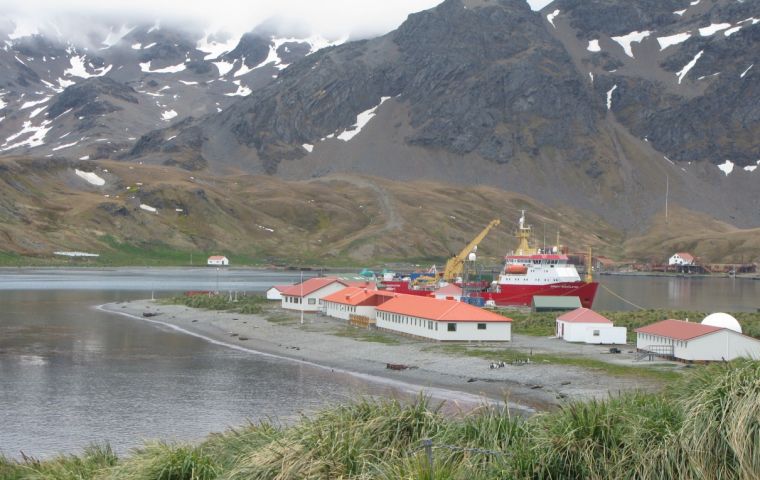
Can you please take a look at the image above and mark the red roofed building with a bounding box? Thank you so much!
[280,278,348,312]
[555,308,627,344]
[265,285,290,301]
[207,255,229,266]
[668,252,695,266]
[635,319,760,361]
[322,287,396,321]
[376,295,512,341]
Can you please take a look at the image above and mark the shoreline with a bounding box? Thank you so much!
[99,300,658,413]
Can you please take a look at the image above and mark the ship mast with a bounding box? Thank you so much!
[515,210,537,255]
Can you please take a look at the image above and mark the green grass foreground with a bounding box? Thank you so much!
[2,360,760,479]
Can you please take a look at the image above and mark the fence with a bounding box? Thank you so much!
[349,314,374,328]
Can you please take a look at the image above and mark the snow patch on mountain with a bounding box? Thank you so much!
[75,169,105,186]
[611,30,651,58]
[234,58,254,77]
[52,141,79,151]
[525,0,555,11]
[717,160,734,176]
[674,9,687,16]
[65,56,112,79]
[224,80,251,97]
[587,39,601,52]
[140,204,157,213]
[657,32,691,50]
[606,85,617,110]
[139,61,186,74]
[213,60,235,76]
[302,143,313,152]
[699,23,731,36]
[1,120,52,151]
[161,110,178,121]
[677,50,704,84]
[29,106,47,118]
[337,97,391,141]
[101,25,134,49]
[740,64,753,78]
[20,97,51,110]
[197,31,240,60]
[547,10,560,27]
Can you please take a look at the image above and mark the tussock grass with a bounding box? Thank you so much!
[8,362,760,479]
[163,294,265,315]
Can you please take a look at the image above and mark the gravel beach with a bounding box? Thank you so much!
[99,300,661,413]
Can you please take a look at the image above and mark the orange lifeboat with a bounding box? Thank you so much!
[506,264,528,274]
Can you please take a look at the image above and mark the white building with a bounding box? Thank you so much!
[668,252,694,266]
[322,287,395,321]
[280,278,348,312]
[635,319,760,362]
[376,294,512,342]
[556,308,627,344]
[266,285,289,301]
[207,255,229,266]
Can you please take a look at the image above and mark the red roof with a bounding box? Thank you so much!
[279,277,346,297]
[377,295,511,323]
[557,308,612,324]
[434,284,463,296]
[268,285,290,292]
[208,255,227,260]
[344,280,378,289]
[674,252,694,262]
[322,287,396,306]
[635,319,722,340]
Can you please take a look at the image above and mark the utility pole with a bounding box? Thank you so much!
[665,174,669,223]
[300,270,304,325]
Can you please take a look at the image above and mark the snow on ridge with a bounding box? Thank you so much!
[197,31,240,60]
[547,9,560,27]
[525,0,555,11]
[52,141,79,151]
[676,50,703,84]
[179,80,199,85]
[65,55,112,79]
[161,110,177,121]
[234,57,254,77]
[213,60,235,76]
[587,39,601,52]
[740,64,753,78]
[75,169,105,186]
[139,61,186,74]
[20,96,51,110]
[224,80,251,97]
[140,204,157,213]
[29,106,47,118]
[744,165,757,172]
[690,0,700,5]
[606,85,617,110]
[724,25,742,36]
[611,30,651,58]
[0,119,52,151]
[657,32,691,50]
[674,9,687,16]
[302,143,314,152]
[336,97,391,141]
[717,160,734,176]
[699,23,731,36]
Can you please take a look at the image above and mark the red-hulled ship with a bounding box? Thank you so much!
[382,212,598,308]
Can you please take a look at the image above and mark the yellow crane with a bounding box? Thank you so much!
[443,219,500,282]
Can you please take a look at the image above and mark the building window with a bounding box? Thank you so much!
[448,323,457,332]
[477,323,486,330]
[593,330,600,336]
[308,298,316,305]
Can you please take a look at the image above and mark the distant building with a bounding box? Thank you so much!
[207,255,229,266]
[280,278,348,312]
[668,252,694,266]
[265,285,289,301]
[322,287,396,321]
[635,319,760,362]
[376,295,512,341]
[556,308,627,344]
[433,284,463,301]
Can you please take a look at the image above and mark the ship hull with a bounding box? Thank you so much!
[478,281,598,308]
[382,280,598,308]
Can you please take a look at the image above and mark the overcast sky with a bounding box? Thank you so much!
[2,0,446,40]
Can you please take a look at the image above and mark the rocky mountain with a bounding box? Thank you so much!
[0,20,340,161]
[122,0,759,231]
[0,0,759,263]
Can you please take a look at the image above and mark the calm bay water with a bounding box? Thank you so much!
[0,268,758,458]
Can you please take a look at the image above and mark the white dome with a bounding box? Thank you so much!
[701,313,742,333]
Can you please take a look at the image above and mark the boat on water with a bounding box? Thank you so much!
[382,212,598,308]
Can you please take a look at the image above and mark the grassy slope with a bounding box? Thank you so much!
[2,361,759,479]
[0,156,759,266]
